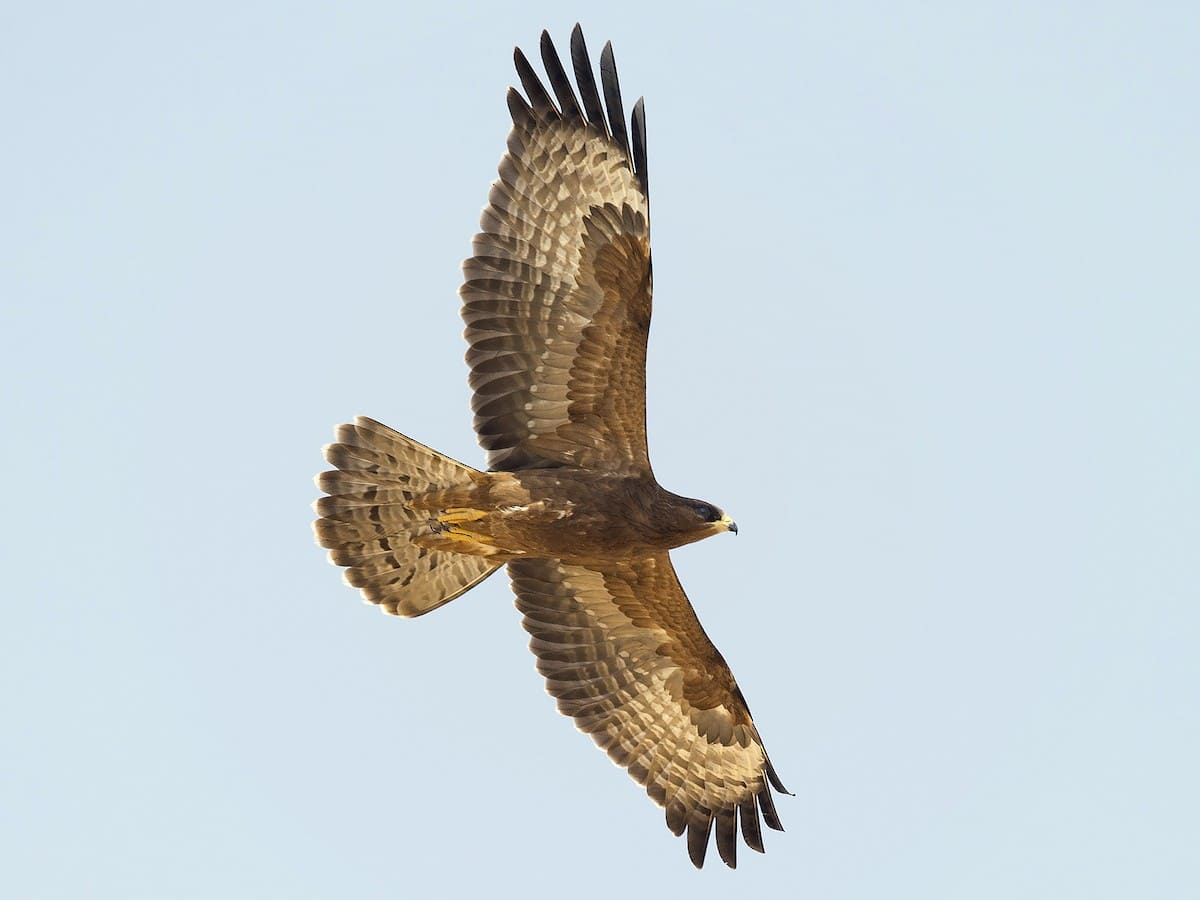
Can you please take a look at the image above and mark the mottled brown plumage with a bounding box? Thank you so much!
[314,25,786,869]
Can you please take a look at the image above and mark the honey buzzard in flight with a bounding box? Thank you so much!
[314,25,788,868]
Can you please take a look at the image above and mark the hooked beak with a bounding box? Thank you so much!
[718,513,738,535]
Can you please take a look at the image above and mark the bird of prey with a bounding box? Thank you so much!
[314,25,787,869]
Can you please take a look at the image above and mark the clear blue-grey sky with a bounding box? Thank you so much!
[3,1,1197,897]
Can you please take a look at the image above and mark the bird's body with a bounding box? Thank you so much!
[417,468,736,562]
[314,25,787,869]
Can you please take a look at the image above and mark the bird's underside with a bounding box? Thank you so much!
[313,25,788,869]
[414,467,737,563]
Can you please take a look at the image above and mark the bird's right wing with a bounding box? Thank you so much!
[507,553,788,869]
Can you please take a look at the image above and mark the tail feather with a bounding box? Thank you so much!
[314,416,500,617]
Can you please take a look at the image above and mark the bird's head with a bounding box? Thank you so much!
[655,494,737,549]
[688,500,738,535]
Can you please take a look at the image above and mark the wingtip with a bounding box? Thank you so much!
[765,756,792,795]
[686,816,712,869]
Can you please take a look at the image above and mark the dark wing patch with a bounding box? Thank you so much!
[570,26,608,137]
[508,554,786,869]
[462,26,653,473]
[539,31,584,123]
[599,41,630,159]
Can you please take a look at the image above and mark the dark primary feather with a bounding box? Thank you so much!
[539,30,583,123]
[739,795,764,853]
[514,47,557,118]
[688,816,714,869]
[758,771,785,831]
[599,41,630,159]
[570,24,607,135]
[631,97,648,193]
[715,808,738,869]
[505,87,533,129]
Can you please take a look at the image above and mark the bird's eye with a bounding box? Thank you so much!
[693,503,720,523]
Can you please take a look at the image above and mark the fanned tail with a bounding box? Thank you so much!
[313,417,501,617]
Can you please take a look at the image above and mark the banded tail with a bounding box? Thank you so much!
[313,416,501,617]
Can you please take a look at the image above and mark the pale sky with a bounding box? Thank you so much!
[3,2,1198,897]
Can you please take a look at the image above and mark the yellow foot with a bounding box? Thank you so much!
[428,508,493,546]
[437,507,488,525]
[440,529,493,546]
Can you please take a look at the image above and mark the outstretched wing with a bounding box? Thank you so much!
[507,554,788,869]
[462,26,653,474]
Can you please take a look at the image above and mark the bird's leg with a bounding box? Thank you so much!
[437,507,488,525]
[428,507,494,545]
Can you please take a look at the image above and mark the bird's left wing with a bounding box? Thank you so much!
[507,554,787,869]
[462,26,653,474]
